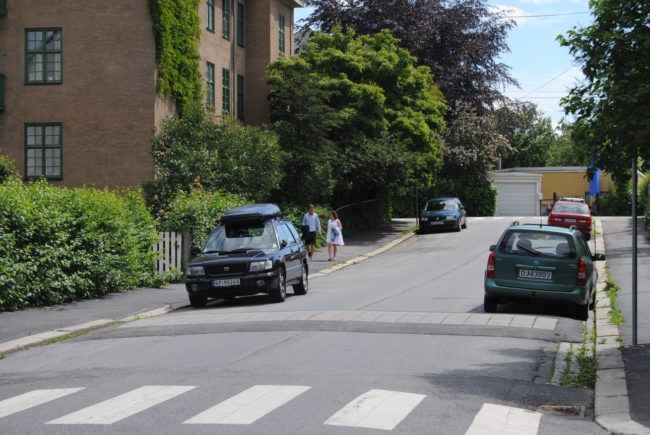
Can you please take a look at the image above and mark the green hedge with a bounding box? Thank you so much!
[0,178,159,311]
[159,186,247,246]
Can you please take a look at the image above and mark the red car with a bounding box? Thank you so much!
[548,200,592,240]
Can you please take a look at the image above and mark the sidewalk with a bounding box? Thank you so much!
[0,218,416,355]
[597,217,650,433]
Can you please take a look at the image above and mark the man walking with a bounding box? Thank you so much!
[302,204,321,259]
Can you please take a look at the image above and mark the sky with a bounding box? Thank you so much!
[294,0,594,126]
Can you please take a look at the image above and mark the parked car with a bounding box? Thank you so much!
[483,223,605,320]
[548,200,592,240]
[419,197,467,232]
[185,204,308,307]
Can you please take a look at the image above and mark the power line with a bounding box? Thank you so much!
[520,66,576,99]
[502,10,590,19]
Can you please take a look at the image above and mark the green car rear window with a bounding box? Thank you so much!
[499,231,575,258]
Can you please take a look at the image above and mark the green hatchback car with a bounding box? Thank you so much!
[484,223,605,320]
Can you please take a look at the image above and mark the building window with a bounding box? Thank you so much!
[206,0,215,31]
[222,68,230,114]
[222,0,230,39]
[236,74,244,120]
[25,29,62,84]
[278,15,286,55]
[206,62,215,109]
[236,2,245,47]
[0,74,5,111]
[25,123,62,179]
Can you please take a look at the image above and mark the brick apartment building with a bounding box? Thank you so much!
[0,0,302,188]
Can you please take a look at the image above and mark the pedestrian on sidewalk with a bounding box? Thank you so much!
[327,210,344,261]
[302,204,322,260]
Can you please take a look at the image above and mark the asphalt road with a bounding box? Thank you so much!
[0,218,606,434]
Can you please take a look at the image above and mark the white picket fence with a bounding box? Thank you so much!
[154,231,183,275]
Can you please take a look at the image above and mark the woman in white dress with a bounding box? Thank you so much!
[326,210,344,261]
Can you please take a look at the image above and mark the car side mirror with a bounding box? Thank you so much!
[489,244,496,252]
[190,246,202,257]
[593,253,606,261]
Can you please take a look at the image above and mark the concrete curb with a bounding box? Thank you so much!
[0,227,417,358]
[593,219,650,435]
[0,302,187,357]
[309,227,417,280]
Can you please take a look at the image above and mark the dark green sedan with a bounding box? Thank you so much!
[484,224,605,320]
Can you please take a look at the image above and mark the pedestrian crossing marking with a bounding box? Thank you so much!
[184,385,310,424]
[47,385,195,425]
[0,388,84,419]
[465,403,541,435]
[324,389,425,430]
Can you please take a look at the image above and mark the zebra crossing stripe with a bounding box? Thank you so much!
[184,385,310,425]
[465,403,541,435]
[324,389,425,430]
[47,385,195,425]
[0,388,84,419]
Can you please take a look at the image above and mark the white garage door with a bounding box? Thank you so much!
[495,182,537,216]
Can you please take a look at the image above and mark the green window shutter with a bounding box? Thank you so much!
[222,0,230,39]
[0,0,7,15]
[222,68,230,114]
[206,62,215,109]
[236,74,244,120]
[278,15,285,54]
[0,74,5,110]
[236,3,245,47]
[207,0,214,31]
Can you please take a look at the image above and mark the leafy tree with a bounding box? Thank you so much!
[433,102,511,215]
[144,103,283,212]
[547,123,590,167]
[0,152,15,183]
[305,0,516,109]
[558,0,650,178]
[495,100,556,168]
[267,27,447,206]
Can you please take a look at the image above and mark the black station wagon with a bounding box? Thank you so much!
[185,204,308,307]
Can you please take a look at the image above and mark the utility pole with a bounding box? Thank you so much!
[632,157,638,345]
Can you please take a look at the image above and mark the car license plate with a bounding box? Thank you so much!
[430,221,443,225]
[211,279,240,287]
[518,269,552,280]
[565,218,577,223]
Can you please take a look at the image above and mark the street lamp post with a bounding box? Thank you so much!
[632,158,638,345]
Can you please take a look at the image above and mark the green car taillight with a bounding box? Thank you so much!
[486,251,495,279]
[576,258,587,286]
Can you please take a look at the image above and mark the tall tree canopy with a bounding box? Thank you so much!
[305,0,517,110]
[495,100,557,168]
[267,27,447,206]
[558,0,650,177]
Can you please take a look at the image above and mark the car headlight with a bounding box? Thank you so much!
[249,259,272,272]
[189,265,205,276]
[445,215,456,220]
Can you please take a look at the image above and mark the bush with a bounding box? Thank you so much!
[0,179,159,311]
[426,178,497,217]
[159,185,247,246]
[0,153,15,183]
[145,103,283,213]
[596,180,632,216]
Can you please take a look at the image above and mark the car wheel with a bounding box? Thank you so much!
[462,218,467,229]
[189,294,208,308]
[455,219,462,232]
[293,263,309,295]
[484,295,498,313]
[584,233,591,241]
[574,303,589,321]
[270,268,287,303]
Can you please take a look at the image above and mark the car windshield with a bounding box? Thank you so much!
[203,222,277,252]
[554,203,589,215]
[499,231,575,258]
[425,200,457,211]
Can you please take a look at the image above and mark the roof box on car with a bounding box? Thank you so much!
[221,203,282,223]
